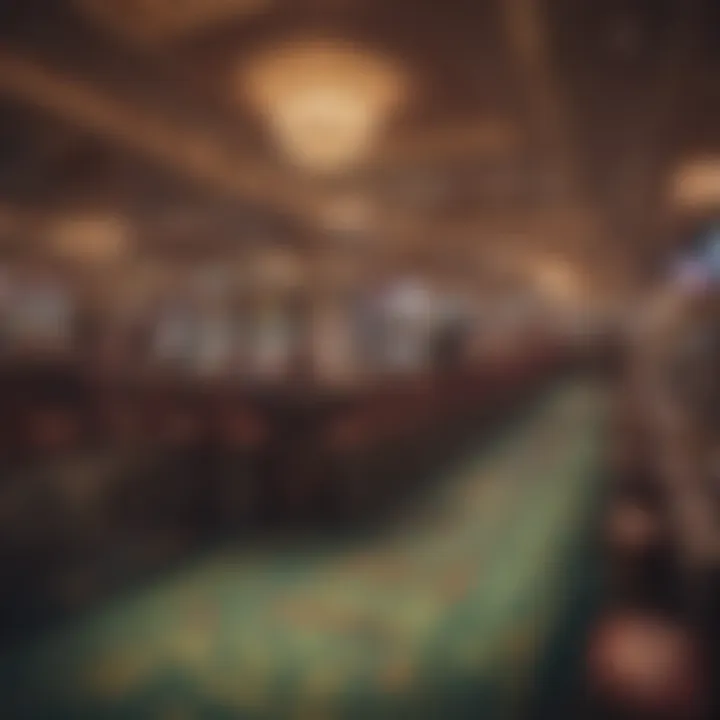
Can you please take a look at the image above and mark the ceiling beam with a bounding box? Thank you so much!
[499,0,576,190]
[498,0,612,261]
[0,50,323,221]
[616,0,705,259]
[0,51,530,235]
[0,48,556,261]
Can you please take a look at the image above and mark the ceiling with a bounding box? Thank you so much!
[0,0,717,287]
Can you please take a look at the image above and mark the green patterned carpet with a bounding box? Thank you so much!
[0,382,606,720]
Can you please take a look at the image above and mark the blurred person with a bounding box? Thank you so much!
[628,228,720,714]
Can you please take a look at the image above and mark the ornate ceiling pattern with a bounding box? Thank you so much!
[0,0,716,286]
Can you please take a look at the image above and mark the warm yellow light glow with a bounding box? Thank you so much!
[240,38,409,174]
[50,214,131,264]
[533,258,582,301]
[672,157,720,209]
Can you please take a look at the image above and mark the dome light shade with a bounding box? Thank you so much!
[240,38,410,174]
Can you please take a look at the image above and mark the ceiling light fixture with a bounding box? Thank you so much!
[240,38,410,175]
[672,157,720,210]
[50,213,132,265]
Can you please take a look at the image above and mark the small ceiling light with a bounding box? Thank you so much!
[673,157,720,210]
[50,213,132,265]
[533,258,582,302]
